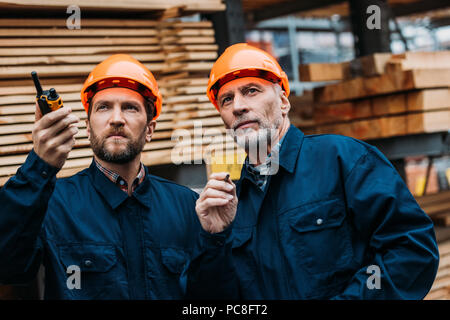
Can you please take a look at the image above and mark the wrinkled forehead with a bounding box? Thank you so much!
[217,76,275,98]
[91,87,145,106]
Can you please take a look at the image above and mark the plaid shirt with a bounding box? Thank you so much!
[244,133,286,191]
[94,159,145,194]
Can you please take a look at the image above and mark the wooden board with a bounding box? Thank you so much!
[416,190,450,208]
[0,18,213,28]
[313,102,354,124]
[314,69,450,103]
[354,52,393,77]
[407,89,450,111]
[372,93,406,116]
[316,115,408,140]
[298,62,345,82]
[0,0,225,12]
[406,110,450,134]
[426,239,450,299]
[387,51,450,73]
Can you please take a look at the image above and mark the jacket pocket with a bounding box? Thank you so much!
[161,248,188,274]
[232,228,253,249]
[59,244,122,299]
[155,247,189,298]
[282,198,354,275]
[59,244,117,273]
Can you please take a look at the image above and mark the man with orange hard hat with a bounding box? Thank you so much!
[0,54,236,299]
[195,43,439,299]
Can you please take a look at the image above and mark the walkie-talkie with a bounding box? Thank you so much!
[31,71,63,115]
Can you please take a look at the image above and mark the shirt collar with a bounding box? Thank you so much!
[244,132,286,175]
[94,158,145,194]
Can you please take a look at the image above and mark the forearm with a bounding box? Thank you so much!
[0,149,58,281]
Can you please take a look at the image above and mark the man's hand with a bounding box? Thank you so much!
[196,172,237,234]
[32,104,79,169]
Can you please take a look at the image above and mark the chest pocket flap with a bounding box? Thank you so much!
[232,228,253,249]
[289,199,346,233]
[161,248,189,274]
[59,244,117,273]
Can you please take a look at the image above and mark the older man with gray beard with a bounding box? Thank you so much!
[194,43,439,300]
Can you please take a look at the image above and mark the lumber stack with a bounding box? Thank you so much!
[297,51,450,139]
[425,239,450,300]
[416,190,450,228]
[0,0,225,14]
[0,17,234,187]
[415,191,450,300]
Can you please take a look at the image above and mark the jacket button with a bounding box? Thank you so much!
[84,259,93,267]
[316,218,323,225]
[41,171,48,178]
[215,240,224,246]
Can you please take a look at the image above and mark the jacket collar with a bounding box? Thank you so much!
[237,124,304,196]
[88,160,152,210]
[278,124,304,174]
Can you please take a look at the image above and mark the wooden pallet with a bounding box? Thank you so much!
[0,17,236,186]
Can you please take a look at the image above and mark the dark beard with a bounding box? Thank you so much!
[90,126,147,164]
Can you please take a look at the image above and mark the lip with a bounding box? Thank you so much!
[235,120,257,130]
[108,135,126,139]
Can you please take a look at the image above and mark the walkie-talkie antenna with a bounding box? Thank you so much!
[31,71,43,96]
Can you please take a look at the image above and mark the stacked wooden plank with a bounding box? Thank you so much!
[298,51,450,139]
[414,191,450,299]
[416,190,450,228]
[0,0,225,14]
[425,239,450,300]
[0,18,233,187]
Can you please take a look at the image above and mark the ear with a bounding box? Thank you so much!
[279,90,291,116]
[86,119,90,140]
[145,120,157,143]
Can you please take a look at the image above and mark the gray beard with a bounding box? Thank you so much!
[232,117,281,151]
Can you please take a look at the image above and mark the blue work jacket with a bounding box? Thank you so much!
[230,125,439,299]
[0,150,234,299]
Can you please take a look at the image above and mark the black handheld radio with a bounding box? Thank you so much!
[31,71,63,115]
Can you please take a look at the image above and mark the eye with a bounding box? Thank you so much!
[221,96,232,106]
[246,87,259,95]
[97,104,108,111]
[124,104,138,111]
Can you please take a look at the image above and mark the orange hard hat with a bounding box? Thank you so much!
[81,54,162,119]
[206,43,290,110]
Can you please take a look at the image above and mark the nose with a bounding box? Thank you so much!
[109,104,125,126]
[232,93,249,116]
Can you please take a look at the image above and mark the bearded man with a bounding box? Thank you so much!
[0,54,236,299]
[195,43,439,299]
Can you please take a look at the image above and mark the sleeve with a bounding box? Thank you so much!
[0,149,59,284]
[180,193,239,299]
[331,145,440,300]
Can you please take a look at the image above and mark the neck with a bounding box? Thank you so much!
[247,118,290,166]
[94,154,142,188]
